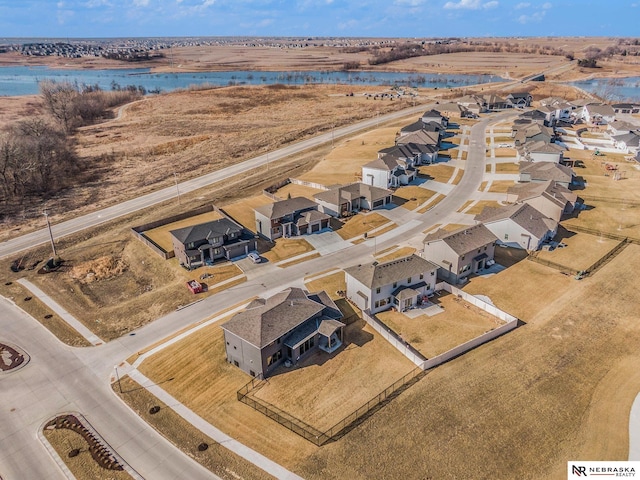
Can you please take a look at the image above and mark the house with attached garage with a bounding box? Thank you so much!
[612,103,640,114]
[422,224,498,284]
[506,180,577,222]
[313,182,393,218]
[254,197,331,241]
[474,203,558,251]
[607,120,636,137]
[344,254,439,314]
[362,154,416,189]
[512,123,555,147]
[506,92,533,108]
[518,140,566,164]
[581,103,616,125]
[434,102,469,118]
[421,109,448,127]
[222,287,344,378]
[518,161,575,189]
[612,131,640,155]
[170,217,257,270]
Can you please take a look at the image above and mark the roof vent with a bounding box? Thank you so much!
[372,261,378,266]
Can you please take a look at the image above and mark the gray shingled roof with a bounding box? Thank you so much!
[221,287,336,348]
[519,161,574,183]
[363,155,401,172]
[585,103,615,116]
[396,130,440,147]
[344,254,439,289]
[170,217,242,245]
[255,197,317,220]
[423,224,498,256]
[507,180,575,207]
[475,203,557,239]
[313,183,391,206]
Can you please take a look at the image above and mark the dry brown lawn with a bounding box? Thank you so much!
[487,180,515,193]
[374,246,417,263]
[335,212,390,240]
[418,164,456,183]
[494,148,518,158]
[494,161,519,172]
[114,376,274,480]
[298,115,416,186]
[462,200,503,215]
[393,186,438,210]
[535,231,620,271]
[278,252,321,268]
[304,272,346,301]
[297,245,640,479]
[376,292,504,358]
[250,320,415,432]
[274,183,325,200]
[221,195,273,230]
[262,238,315,263]
[416,194,444,213]
[143,210,224,252]
[43,428,133,480]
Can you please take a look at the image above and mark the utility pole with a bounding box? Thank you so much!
[114,365,122,393]
[43,210,57,258]
[173,172,181,205]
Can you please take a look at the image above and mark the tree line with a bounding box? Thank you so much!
[0,81,141,220]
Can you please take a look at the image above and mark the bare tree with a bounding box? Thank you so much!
[39,80,80,134]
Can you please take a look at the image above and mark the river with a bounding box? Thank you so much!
[0,66,506,96]
[571,76,640,102]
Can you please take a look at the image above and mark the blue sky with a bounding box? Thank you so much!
[0,0,638,38]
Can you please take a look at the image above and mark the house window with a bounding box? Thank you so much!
[407,277,411,284]
[277,338,281,344]
[187,242,195,249]
[505,233,509,240]
[375,298,388,309]
[393,282,397,288]
[484,246,487,251]
[477,249,481,253]
[233,360,239,367]
[419,273,424,280]
[299,337,315,356]
[250,370,256,377]
[267,350,283,367]
[376,287,381,294]
[213,248,221,255]
[461,255,465,260]
[430,271,435,276]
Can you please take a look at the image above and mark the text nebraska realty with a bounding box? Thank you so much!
[573,465,635,477]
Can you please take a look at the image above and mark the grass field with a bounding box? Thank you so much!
[418,164,456,183]
[495,161,519,173]
[393,186,439,210]
[304,272,346,301]
[274,183,325,200]
[376,292,504,358]
[222,195,274,231]
[487,180,515,193]
[535,230,620,271]
[335,212,390,240]
[262,238,315,263]
[374,246,417,263]
[416,194,444,213]
[143,210,223,252]
[494,148,517,157]
[250,320,415,431]
[461,200,503,215]
[278,252,321,268]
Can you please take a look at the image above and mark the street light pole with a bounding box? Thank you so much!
[43,210,57,258]
[173,172,181,205]
[114,365,122,393]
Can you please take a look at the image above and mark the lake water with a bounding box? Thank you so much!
[0,66,506,96]
[571,77,640,102]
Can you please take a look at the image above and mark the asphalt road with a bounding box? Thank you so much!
[0,102,430,261]
[0,111,514,480]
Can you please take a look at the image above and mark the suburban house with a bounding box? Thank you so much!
[581,103,616,125]
[222,287,344,378]
[255,197,331,241]
[538,97,573,123]
[423,224,498,284]
[313,183,393,217]
[518,140,566,164]
[399,120,446,138]
[474,203,558,251]
[377,144,422,168]
[362,155,416,189]
[506,92,533,108]
[435,102,469,118]
[483,94,509,110]
[518,161,575,189]
[506,180,577,222]
[513,123,555,146]
[170,217,257,270]
[607,120,636,137]
[612,131,640,154]
[612,103,640,114]
[344,254,439,314]
[421,109,448,127]
[517,110,548,125]
[456,94,487,115]
[395,134,439,164]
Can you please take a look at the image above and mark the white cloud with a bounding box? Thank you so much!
[443,0,498,10]
[517,9,545,23]
[202,0,215,6]
[515,2,530,8]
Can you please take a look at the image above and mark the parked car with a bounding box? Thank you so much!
[248,252,261,264]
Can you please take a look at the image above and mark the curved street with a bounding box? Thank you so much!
[0,110,512,479]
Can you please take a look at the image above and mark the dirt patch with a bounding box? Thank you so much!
[68,256,127,284]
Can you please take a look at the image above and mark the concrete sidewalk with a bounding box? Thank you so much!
[128,370,304,480]
[17,278,103,346]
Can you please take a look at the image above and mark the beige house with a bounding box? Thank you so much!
[506,180,577,222]
[423,224,498,284]
[313,183,393,217]
[518,161,574,189]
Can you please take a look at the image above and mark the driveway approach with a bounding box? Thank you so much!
[0,112,513,479]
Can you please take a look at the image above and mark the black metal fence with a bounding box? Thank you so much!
[237,366,426,446]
